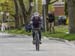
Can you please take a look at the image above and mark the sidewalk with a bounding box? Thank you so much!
[0,32,10,35]
[0,32,15,37]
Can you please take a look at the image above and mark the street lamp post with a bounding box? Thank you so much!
[42,0,46,31]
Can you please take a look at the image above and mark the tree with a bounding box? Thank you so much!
[67,0,75,33]
[18,0,33,24]
[46,0,58,15]
[65,0,68,16]
[13,0,33,28]
[13,0,20,28]
[46,0,58,31]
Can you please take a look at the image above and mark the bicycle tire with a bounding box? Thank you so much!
[35,32,40,51]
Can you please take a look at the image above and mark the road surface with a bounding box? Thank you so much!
[0,33,75,56]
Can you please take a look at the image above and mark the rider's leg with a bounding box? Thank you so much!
[32,30,36,44]
[38,29,42,44]
[38,30,41,41]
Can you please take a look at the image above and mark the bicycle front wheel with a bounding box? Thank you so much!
[35,33,40,51]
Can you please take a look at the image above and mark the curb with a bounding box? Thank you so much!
[64,40,75,48]
[48,37,75,48]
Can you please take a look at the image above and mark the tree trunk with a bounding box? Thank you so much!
[18,0,27,24]
[14,15,19,28]
[28,0,33,14]
[46,0,50,15]
[67,0,75,33]
[46,0,51,31]
[18,0,33,24]
[13,0,19,28]
[65,0,68,16]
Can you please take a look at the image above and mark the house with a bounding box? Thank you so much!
[53,0,65,16]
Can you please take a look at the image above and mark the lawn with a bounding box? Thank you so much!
[5,25,75,41]
[43,25,75,41]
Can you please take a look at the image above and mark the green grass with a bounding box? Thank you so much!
[6,28,32,36]
[43,25,75,41]
[4,25,75,41]
[43,32,75,41]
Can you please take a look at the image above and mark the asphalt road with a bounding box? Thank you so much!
[0,33,75,56]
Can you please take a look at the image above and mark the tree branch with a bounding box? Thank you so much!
[27,0,33,14]
[49,0,58,4]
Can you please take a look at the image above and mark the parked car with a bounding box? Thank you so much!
[58,16,66,25]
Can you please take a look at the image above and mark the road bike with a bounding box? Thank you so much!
[33,29,40,51]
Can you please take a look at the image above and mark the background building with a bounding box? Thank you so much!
[53,0,65,16]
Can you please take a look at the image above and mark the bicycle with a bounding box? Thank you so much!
[33,28,40,51]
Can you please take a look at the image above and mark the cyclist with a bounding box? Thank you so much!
[30,12,42,44]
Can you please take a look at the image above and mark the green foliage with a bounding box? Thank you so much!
[38,0,42,14]
[8,0,15,15]
[0,0,15,14]
[23,0,29,12]
[0,0,15,25]
[0,0,54,16]
[6,28,31,36]
[48,4,54,12]
[38,0,54,14]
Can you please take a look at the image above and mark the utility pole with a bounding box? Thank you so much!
[42,0,46,31]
